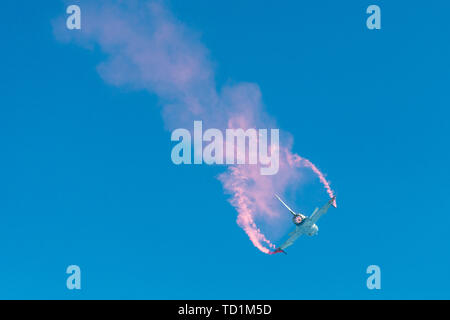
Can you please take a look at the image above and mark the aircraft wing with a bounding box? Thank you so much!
[275,194,296,216]
[309,196,336,225]
[278,226,305,250]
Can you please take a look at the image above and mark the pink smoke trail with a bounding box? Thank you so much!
[53,0,335,254]
[301,158,336,207]
[221,149,335,253]
[286,153,335,202]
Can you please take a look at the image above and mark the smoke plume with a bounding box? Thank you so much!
[54,0,335,254]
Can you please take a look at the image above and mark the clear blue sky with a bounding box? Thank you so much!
[1,0,450,299]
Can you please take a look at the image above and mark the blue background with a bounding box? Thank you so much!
[1,0,449,299]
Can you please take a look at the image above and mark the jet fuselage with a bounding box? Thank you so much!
[293,215,319,236]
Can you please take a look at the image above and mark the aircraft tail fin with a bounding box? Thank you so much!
[274,194,297,216]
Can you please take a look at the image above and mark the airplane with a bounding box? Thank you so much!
[269,194,337,255]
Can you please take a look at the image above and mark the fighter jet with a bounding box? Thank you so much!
[270,194,337,254]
